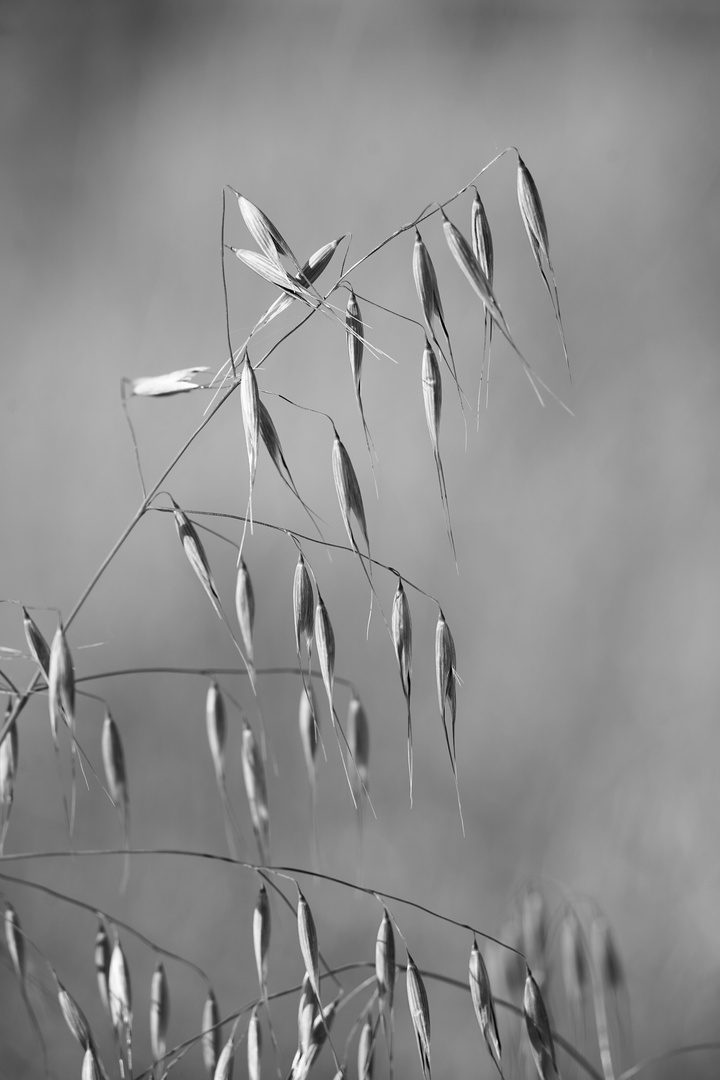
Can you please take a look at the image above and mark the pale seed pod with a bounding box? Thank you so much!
[253,884,271,994]
[206,682,227,782]
[375,908,395,1015]
[440,210,513,344]
[412,230,444,332]
[469,938,502,1077]
[214,1035,235,1080]
[346,288,363,398]
[347,695,369,796]
[130,366,209,397]
[523,967,558,1080]
[421,341,442,454]
[248,1007,262,1080]
[435,609,458,759]
[173,501,223,620]
[297,890,320,999]
[232,247,301,295]
[22,608,50,678]
[591,915,623,991]
[516,156,550,263]
[5,902,25,982]
[108,934,131,1034]
[58,979,93,1050]
[332,433,369,556]
[95,921,111,1019]
[561,907,587,1010]
[293,553,314,657]
[82,1047,102,1080]
[101,711,127,811]
[241,355,261,493]
[391,580,412,704]
[357,1013,374,1080]
[241,721,269,863]
[235,559,255,669]
[406,952,431,1080]
[296,237,344,288]
[258,401,312,516]
[0,704,18,812]
[299,685,319,781]
[48,622,75,741]
[297,974,318,1057]
[315,593,335,715]
[150,961,169,1062]
[202,988,221,1078]
[237,193,294,265]
[470,188,494,285]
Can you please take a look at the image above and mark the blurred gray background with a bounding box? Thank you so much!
[2,0,720,1077]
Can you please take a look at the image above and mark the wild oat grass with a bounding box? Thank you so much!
[1,151,717,1080]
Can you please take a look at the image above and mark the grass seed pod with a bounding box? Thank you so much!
[206,682,227,782]
[346,288,364,403]
[0,703,18,818]
[173,502,223,619]
[235,559,255,669]
[357,1013,374,1080]
[391,580,412,706]
[248,1007,262,1080]
[421,342,442,454]
[470,188,494,285]
[101,711,127,812]
[297,890,320,999]
[58,979,93,1050]
[214,1035,235,1080]
[241,355,261,497]
[440,210,513,345]
[299,685,319,781]
[150,961,169,1062]
[82,1048,102,1080]
[516,156,549,262]
[347,695,369,797]
[202,988,221,1078]
[412,230,444,331]
[296,237,344,288]
[253,884,271,994]
[5,902,25,982]
[48,622,75,740]
[332,432,369,557]
[406,952,431,1080]
[22,608,50,677]
[108,934,132,1034]
[297,974,318,1057]
[315,593,335,715]
[523,967,558,1080]
[376,908,395,1014]
[95,921,111,1019]
[241,720,270,863]
[293,553,314,657]
[469,938,502,1077]
[435,609,458,760]
[237,193,294,265]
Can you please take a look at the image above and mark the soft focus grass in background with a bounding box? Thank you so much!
[2,1,720,1076]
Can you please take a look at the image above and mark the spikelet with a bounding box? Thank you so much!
[232,247,302,297]
[357,1013,374,1080]
[5,902,25,981]
[434,609,458,762]
[236,558,256,679]
[297,890,320,1000]
[82,1048,103,1080]
[95,921,111,1019]
[150,961,169,1063]
[297,974,318,1057]
[516,155,569,378]
[215,1035,235,1080]
[469,938,503,1078]
[237,193,295,266]
[57,978,93,1050]
[314,593,335,721]
[250,237,343,335]
[248,1007,262,1080]
[101,711,130,891]
[108,933,132,1036]
[332,432,370,564]
[258,401,319,530]
[253,884,271,997]
[293,553,314,661]
[241,719,270,864]
[206,682,227,783]
[523,968,558,1080]
[202,989,221,1079]
[131,366,209,397]
[345,288,374,464]
[299,685,320,785]
[347,694,369,807]
[48,620,77,834]
[376,908,395,1015]
[0,700,18,853]
[412,230,460,403]
[22,607,50,677]
[240,355,261,529]
[390,579,414,798]
[421,341,455,563]
[560,907,587,1012]
[406,952,431,1080]
[470,188,494,410]
[172,500,223,620]
[441,209,514,343]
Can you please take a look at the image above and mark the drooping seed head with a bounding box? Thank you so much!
[214,1035,236,1080]
[206,682,227,782]
[241,721,269,862]
[297,974,318,1056]
[332,434,369,553]
[375,908,395,1014]
[58,979,93,1050]
[469,938,502,1075]
[435,609,457,750]
[517,156,550,261]
[441,210,509,337]
[523,967,557,1079]
[5,902,25,982]
[314,593,335,711]
[172,501,223,619]
[48,622,75,740]
[150,961,169,1062]
[357,1013,374,1080]
[22,608,50,678]
[295,237,344,288]
[391,580,412,701]
[412,230,444,330]
[253,884,271,993]
[293,553,314,656]
[235,559,255,666]
[299,684,319,781]
[0,703,18,810]
[297,890,320,999]
[232,247,300,294]
[421,341,442,455]
[202,988,221,1078]
[101,711,127,811]
[591,915,623,991]
[247,1007,262,1080]
[406,952,431,1080]
[347,695,369,794]
[561,907,587,1009]
[108,934,131,1033]
[346,288,364,401]
[470,188,494,286]
[130,365,210,397]
[237,193,294,265]
[240,355,261,490]
[95,921,111,1019]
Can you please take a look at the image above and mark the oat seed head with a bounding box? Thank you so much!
[406,952,431,1080]
[206,681,227,782]
[253,884,271,993]
[202,989,221,1078]
[150,961,169,1063]
[297,890,320,1000]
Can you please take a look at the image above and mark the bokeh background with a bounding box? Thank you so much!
[2,0,720,1076]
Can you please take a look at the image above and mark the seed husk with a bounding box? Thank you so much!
[172,501,223,620]
[406,952,431,1080]
[375,908,395,1015]
[297,974,318,1057]
[0,700,18,852]
[332,433,370,561]
[48,620,77,834]
[95,921,111,1019]
[421,341,456,564]
[5,902,25,982]
[22,607,50,677]
[470,188,494,409]
[82,1048,102,1080]
[202,988,221,1078]
[58,978,93,1050]
[150,961,169,1062]
[357,1013,374,1080]
[345,288,374,462]
[391,578,413,797]
[441,209,514,346]
[108,934,132,1035]
[469,938,503,1077]
[314,593,335,719]
[412,230,460,402]
[130,366,210,397]
[253,884,271,996]
[235,558,256,672]
[434,609,457,762]
[299,684,319,782]
[101,711,130,891]
[215,1035,236,1080]
[523,967,558,1080]
[237,193,295,266]
[248,1007,262,1080]
[241,720,270,864]
[258,401,319,531]
[347,695,369,802]
[293,553,314,660]
[232,247,303,297]
[240,355,261,522]
[297,890,320,1000]
[206,681,227,783]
